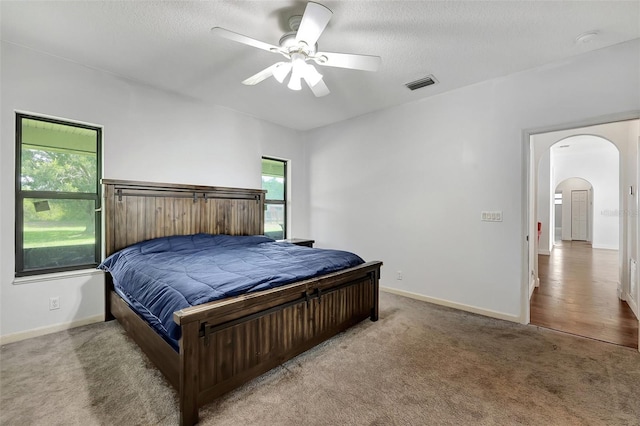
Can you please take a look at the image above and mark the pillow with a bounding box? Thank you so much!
[211,234,275,247]
[137,234,275,254]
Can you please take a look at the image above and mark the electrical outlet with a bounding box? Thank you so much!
[396,271,403,280]
[49,296,60,311]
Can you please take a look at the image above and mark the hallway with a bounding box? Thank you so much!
[530,241,638,349]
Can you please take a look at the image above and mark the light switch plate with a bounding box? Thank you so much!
[481,211,503,222]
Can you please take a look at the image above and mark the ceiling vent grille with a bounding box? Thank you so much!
[405,75,438,91]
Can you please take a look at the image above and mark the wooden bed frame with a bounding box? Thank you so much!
[102,179,382,425]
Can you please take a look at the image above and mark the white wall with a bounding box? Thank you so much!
[0,42,305,341]
[304,39,640,321]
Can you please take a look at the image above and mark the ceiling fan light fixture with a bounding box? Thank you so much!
[303,63,323,87]
[288,75,302,91]
[288,53,305,90]
[273,62,292,83]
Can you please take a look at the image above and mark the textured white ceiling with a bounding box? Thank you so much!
[2,1,639,130]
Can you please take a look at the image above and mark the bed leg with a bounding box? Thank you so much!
[105,275,115,322]
[370,270,379,322]
[180,322,200,426]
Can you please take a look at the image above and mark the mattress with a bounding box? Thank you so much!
[99,234,364,350]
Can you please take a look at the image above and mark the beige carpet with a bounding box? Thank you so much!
[1,292,639,425]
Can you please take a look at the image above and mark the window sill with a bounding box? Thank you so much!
[13,268,103,285]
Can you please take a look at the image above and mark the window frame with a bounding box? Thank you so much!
[261,156,287,240]
[15,113,103,277]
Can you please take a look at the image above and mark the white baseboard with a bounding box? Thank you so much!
[529,278,536,299]
[380,286,520,323]
[625,292,639,320]
[627,259,638,319]
[618,285,624,300]
[592,244,618,250]
[538,249,550,256]
[0,315,103,346]
[625,293,639,352]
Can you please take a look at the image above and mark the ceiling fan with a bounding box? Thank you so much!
[211,1,381,97]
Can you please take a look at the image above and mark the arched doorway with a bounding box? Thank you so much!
[554,177,593,244]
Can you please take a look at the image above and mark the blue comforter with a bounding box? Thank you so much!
[99,234,364,349]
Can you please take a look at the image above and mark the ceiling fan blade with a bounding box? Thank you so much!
[211,27,280,53]
[315,51,381,72]
[295,2,332,47]
[242,63,283,85]
[306,78,330,97]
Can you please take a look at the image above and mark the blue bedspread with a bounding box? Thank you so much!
[99,234,364,349]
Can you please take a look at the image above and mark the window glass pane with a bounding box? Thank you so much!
[22,198,96,271]
[554,192,563,205]
[262,176,284,201]
[21,119,98,192]
[262,158,285,177]
[264,204,285,240]
[261,158,285,201]
[21,148,97,192]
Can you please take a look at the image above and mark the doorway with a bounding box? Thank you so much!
[526,119,640,349]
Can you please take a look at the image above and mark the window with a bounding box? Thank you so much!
[15,114,102,276]
[261,157,287,240]
[554,192,563,205]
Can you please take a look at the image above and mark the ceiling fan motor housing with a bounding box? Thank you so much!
[288,15,302,31]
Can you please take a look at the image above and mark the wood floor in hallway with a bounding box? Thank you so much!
[530,241,638,349]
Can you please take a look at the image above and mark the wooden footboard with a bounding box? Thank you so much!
[175,261,381,425]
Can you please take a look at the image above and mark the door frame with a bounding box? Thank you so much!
[520,111,639,334]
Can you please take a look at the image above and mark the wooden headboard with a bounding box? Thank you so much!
[102,179,266,256]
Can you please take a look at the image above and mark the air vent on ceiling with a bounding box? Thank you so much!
[405,75,438,91]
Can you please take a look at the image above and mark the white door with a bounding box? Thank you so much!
[571,190,588,241]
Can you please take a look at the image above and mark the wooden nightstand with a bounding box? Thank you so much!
[277,238,315,248]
